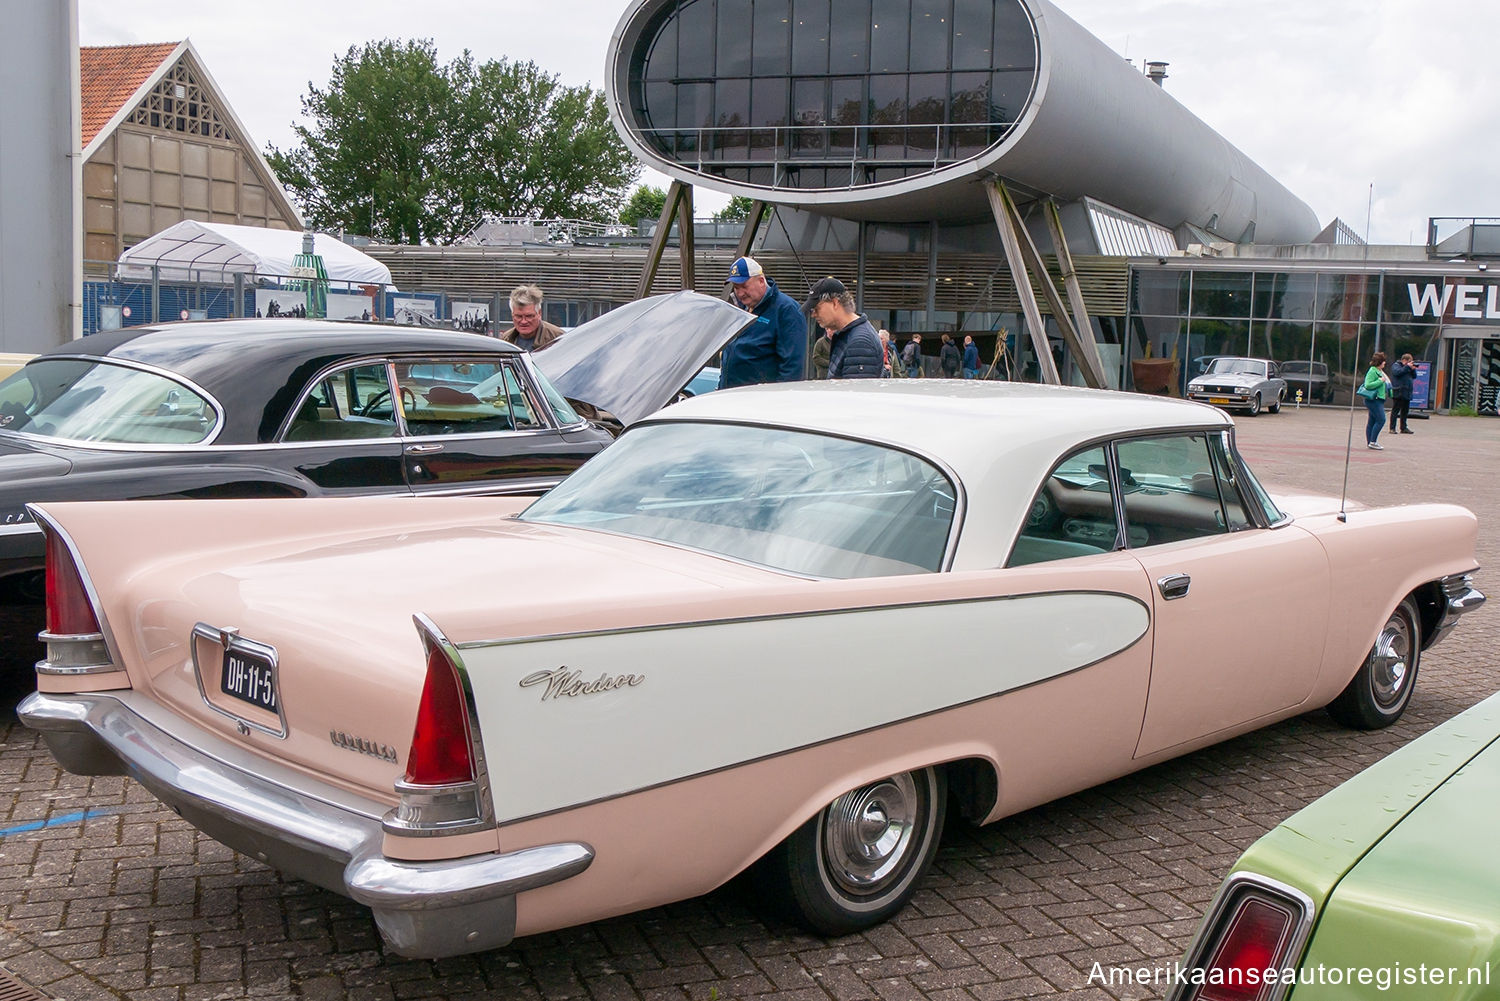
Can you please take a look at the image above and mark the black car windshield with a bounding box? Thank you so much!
[521,422,956,578]
[0,359,218,444]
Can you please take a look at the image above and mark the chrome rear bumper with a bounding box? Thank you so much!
[18,690,591,958]
[1430,572,1486,647]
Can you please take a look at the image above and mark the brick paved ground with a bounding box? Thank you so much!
[0,406,1494,1001]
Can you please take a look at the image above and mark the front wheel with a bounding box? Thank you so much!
[1328,597,1421,729]
[1246,393,1262,416]
[758,767,946,936]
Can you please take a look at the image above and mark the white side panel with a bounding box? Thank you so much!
[460,592,1148,823]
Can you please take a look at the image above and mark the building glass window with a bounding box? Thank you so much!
[1252,271,1315,321]
[951,0,992,69]
[1189,271,1253,319]
[791,0,830,74]
[631,0,1037,189]
[1131,269,1189,316]
[910,0,952,73]
[752,0,790,74]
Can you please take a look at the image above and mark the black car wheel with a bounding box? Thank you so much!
[1328,597,1421,729]
[1246,394,1262,416]
[759,767,946,936]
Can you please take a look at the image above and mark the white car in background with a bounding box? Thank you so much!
[1186,357,1287,415]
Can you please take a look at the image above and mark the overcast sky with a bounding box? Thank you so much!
[78,0,1500,245]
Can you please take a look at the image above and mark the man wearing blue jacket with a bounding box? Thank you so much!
[719,257,808,388]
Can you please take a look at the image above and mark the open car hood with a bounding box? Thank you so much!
[531,291,753,426]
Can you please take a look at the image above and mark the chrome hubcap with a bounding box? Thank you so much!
[1370,613,1413,708]
[823,774,919,895]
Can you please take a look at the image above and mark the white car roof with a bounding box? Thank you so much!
[642,381,1234,570]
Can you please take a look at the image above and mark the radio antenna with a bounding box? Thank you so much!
[1338,184,1376,523]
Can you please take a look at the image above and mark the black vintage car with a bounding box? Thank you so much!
[0,293,755,673]
[1,320,614,602]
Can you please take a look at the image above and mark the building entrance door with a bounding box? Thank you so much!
[1444,333,1500,415]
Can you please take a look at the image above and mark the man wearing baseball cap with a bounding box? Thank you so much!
[719,256,808,388]
[803,276,883,379]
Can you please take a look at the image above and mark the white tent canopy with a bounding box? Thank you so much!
[116,221,395,287]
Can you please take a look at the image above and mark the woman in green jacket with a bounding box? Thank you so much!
[1361,351,1391,449]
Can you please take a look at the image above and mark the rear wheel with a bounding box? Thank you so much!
[758,767,946,936]
[1328,597,1421,729]
[1268,391,1282,414]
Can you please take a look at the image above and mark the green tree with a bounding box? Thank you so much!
[619,185,667,227]
[266,40,641,244]
[267,40,461,244]
[713,195,759,223]
[454,55,639,224]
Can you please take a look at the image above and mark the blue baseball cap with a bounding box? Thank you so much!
[726,257,765,284]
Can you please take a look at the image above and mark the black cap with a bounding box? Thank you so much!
[802,276,846,313]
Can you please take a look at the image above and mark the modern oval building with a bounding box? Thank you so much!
[606,0,1318,243]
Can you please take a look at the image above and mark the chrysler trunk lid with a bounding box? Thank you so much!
[35,495,782,800]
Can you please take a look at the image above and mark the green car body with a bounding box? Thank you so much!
[1173,692,1500,1000]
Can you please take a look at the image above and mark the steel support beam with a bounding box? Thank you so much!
[1043,200,1110,387]
[986,181,1060,385]
[636,181,695,300]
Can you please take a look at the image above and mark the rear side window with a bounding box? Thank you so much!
[284,363,398,441]
[1008,445,1119,566]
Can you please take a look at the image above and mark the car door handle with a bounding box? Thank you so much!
[1157,573,1191,600]
[405,443,444,455]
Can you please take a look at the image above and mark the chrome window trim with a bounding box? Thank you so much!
[522,416,967,575]
[0,354,226,447]
[189,623,288,739]
[0,522,42,538]
[1167,872,1316,1001]
[404,477,564,498]
[26,505,126,677]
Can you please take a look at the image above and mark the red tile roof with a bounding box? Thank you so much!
[80,42,180,146]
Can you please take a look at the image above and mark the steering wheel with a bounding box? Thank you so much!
[1026,480,1063,531]
[359,386,415,417]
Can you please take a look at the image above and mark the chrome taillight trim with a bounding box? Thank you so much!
[1167,872,1316,1001]
[382,614,496,838]
[26,505,123,679]
[35,630,113,675]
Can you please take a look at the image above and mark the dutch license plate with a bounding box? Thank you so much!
[1210,397,1232,405]
[221,644,278,712]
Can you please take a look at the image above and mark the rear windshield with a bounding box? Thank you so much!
[521,422,956,578]
[0,358,218,445]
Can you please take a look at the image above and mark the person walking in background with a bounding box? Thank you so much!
[939,333,961,378]
[500,285,564,351]
[878,329,896,378]
[1388,353,1419,433]
[902,334,923,377]
[811,328,832,379]
[1360,351,1392,450]
[961,335,981,379]
[803,277,883,379]
[720,257,807,388]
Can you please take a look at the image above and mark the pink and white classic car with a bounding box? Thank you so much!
[20,382,1484,957]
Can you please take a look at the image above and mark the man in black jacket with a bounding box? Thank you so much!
[1388,353,1419,433]
[802,277,883,379]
